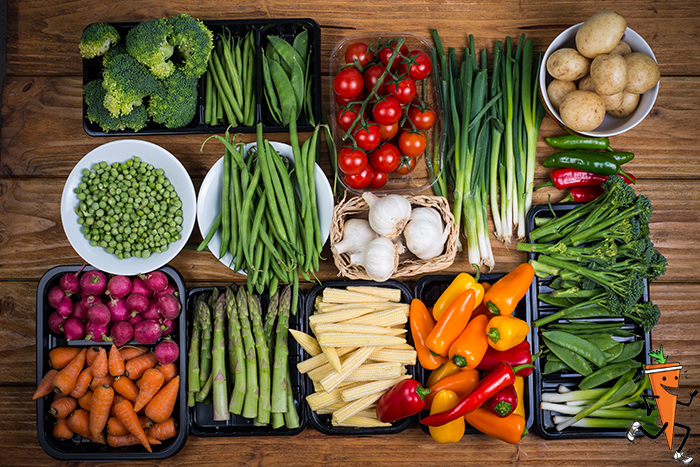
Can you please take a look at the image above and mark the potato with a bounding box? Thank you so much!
[607,91,640,118]
[559,90,606,132]
[625,52,660,94]
[610,40,632,56]
[599,92,624,111]
[576,10,627,59]
[547,79,578,111]
[578,74,596,92]
[590,54,628,95]
[546,48,590,81]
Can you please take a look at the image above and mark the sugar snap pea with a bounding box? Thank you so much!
[543,360,569,375]
[603,342,625,362]
[543,330,608,368]
[543,336,593,376]
[610,340,645,363]
[584,335,620,352]
[579,360,640,390]
[262,54,283,124]
[267,57,297,125]
[292,29,309,64]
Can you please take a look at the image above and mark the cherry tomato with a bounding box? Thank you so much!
[378,42,409,70]
[335,89,365,106]
[378,122,399,141]
[407,102,437,130]
[344,165,374,190]
[336,104,364,132]
[400,50,432,81]
[345,42,374,68]
[338,146,368,175]
[368,142,402,173]
[398,130,428,157]
[352,122,382,152]
[372,96,403,126]
[363,65,389,95]
[333,68,364,99]
[369,170,389,189]
[394,154,417,175]
[387,75,417,105]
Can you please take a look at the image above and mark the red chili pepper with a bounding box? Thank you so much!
[376,378,430,423]
[477,341,536,377]
[419,362,534,427]
[560,186,604,203]
[485,385,518,418]
[538,168,636,190]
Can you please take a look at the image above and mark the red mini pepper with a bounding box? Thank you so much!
[539,168,636,190]
[477,341,536,377]
[485,385,518,418]
[376,378,431,423]
[559,186,604,203]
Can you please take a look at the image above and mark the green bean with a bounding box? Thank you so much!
[230,159,242,268]
[543,336,593,376]
[579,361,640,390]
[267,58,297,125]
[269,275,279,298]
[219,145,232,259]
[248,189,268,263]
[211,50,245,123]
[297,136,313,267]
[307,127,322,256]
[258,247,271,295]
[266,140,298,245]
[244,34,256,126]
[205,70,214,125]
[250,234,265,289]
[610,340,644,363]
[263,140,295,245]
[208,59,237,126]
[255,123,290,245]
[240,163,262,265]
[221,35,244,111]
[216,86,223,123]
[542,330,608,368]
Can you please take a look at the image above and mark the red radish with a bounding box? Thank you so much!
[88,302,111,326]
[134,319,163,344]
[140,270,168,292]
[128,314,144,327]
[106,275,132,298]
[130,276,152,298]
[107,297,130,322]
[48,311,67,334]
[110,321,134,347]
[73,301,88,320]
[153,283,177,300]
[142,300,161,321]
[80,295,102,313]
[48,286,66,308]
[85,321,111,342]
[80,270,108,296]
[64,318,86,341]
[157,294,181,320]
[59,271,82,296]
[56,296,74,318]
[154,339,179,365]
[126,293,149,314]
[160,318,175,336]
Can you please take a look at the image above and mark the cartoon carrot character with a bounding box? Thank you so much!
[627,345,698,465]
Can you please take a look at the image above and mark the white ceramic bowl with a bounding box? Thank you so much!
[61,140,196,275]
[540,23,659,137]
[197,141,334,273]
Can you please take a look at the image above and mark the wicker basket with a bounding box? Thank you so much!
[330,194,459,280]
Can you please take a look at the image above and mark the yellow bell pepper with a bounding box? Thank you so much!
[514,376,525,418]
[428,390,465,443]
[485,315,530,351]
[432,273,484,321]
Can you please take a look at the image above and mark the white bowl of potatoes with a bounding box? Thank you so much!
[540,10,660,137]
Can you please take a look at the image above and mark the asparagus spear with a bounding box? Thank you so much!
[236,286,259,419]
[198,296,214,389]
[271,286,291,413]
[196,372,214,402]
[249,292,272,424]
[283,367,300,429]
[188,306,202,404]
[263,289,280,353]
[212,293,229,421]
[226,286,247,415]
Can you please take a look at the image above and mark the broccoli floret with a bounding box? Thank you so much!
[169,13,214,79]
[147,68,198,128]
[102,42,128,67]
[617,237,655,264]
[79,23,120,59]
[102,53,159,117]
[622,301,661,333]
[84,80,148,132]
[125,18,175,79]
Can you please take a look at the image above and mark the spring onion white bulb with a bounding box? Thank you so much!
[349,237,402,282]
[403,207,449,260]
[362,192,412,239]
[331,218,378,255]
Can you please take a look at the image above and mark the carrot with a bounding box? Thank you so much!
[78,390,93,411]
[69,367,93,398]
[146,417,178,440]
[155,363,178,384]
[33,369,58,400]
[133,368,165,412]
[144,375,180,423]
[53,348,86,395]
[110,394,126,417]
[90,384,114,439]
[114,399,152,452]
[113,375,139,402]
[125,352,158,380]
[53,417,75,441]
[49,347,81,370]
[119,345,149,361]
[107,434,161,448]
[91,347,109,378]
[49,395,78,418]
[109,344,126,377]
[66,408,105,444]
[86,346,101,367]
[90,373,114,391]
[107,416,152,436]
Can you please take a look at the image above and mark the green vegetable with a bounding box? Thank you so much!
[80,23,120,59]
[197,298,213,389]
[236,287,259,419]
[102,53,159,117]
[187,312,202,403]
[211,293,229,421]
[271,286,291,414]
[125,18,176,79]
[83,79,148,132]
[147,68,199,128]
[543,330,608,368]
[248,293,271,423]
[168,13,215,79]
[545,135,612,151]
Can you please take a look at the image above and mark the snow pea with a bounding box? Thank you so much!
[543,336,593,376]
[610,340,645,363]
[579,360,641,390]
[267,58,297,125]
[542,330,608,368]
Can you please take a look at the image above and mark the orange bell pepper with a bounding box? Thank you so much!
[483,263,534,316]
[432,273,484,321]
[426,361,462,388]
[426,289,475,357]
[469,282,492,320]
[424,368,480,411]
[464,407,528,444]
[448,314,490,369]
[513,376,525,418]
[428,390,464,443]
[486,315,530,351]
[410,299,447,370]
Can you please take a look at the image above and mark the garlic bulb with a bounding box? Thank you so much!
[403,207,449,260]
[362,192,412,238]
[349,237,401,282]
[331,218,378,255]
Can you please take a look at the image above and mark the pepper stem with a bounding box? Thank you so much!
[415,384,431,401]
[512,363,536,374]
[487,327,501,343]
[535,180,555,190]
[452,355,468,368]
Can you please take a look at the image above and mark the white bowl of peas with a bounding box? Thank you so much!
[61,139,196,275]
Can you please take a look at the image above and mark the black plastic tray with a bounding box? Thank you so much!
[186,285,307,436]
[413,274,536,435]
[82,18,321,136]
[36,265,188,461]
[302,279,416,435]
[527,203,652,439]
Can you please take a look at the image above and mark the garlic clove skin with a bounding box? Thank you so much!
[331,218,378,256]
[403,207,449,260]
[362,192,412,239]
[348,237,400,282]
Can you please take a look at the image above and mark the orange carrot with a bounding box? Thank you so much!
[107,416,152,436]
[49,395,78,418]
[90,373,114,391]
[49,347,81,370]
[119,346,148,361]
[107,434,161,448]
[86,346,101,367]
[144,375,180,423]
[133,368,165,412]
[69,367,93,399]
[53,348,86,395]
[155,363,178,384]
[91,347,109,379]
[112,375,139,403]
[33,369,58,400]
[125,352,158,380]
[67,408,105,444]
[53,417,75,441]
[78,390,93,412]
[114,399,152,453]
[146,417,178,440]
[109,344,126,377]
[110,394,126,417]
[89,384,114,439]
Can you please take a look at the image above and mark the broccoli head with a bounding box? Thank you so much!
[125,17,175,79]
[622,301,661,333]
[147,68,199,128]
[84,80,148,132]
[80,23,121,59]
[169,13,214,78]
[102,53,159,117]
[102,42,127,67]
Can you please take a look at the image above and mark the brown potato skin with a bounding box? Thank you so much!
[591,54,628,96]
[560,90,607,131]
[547,79,578,111]
[607,91,640,118]
[547,48,590,81]
[610,40,632,56]
[578,74,596,92]
[599,92,624,111]
[576,10,627,59]
[625,53,660,94]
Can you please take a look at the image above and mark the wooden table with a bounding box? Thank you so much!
[1,1,699,465]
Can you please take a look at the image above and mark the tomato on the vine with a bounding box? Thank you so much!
[335,88,365,107]
[336,104,364,132]
[345,42,374,68]
[369,169,389,189]
[368,142,401,173]
[338,146,367,175]
[378,42,409,70]
[378,122,399,141]
[344,165,374,190]
[394,154,417,175]
[333,67,364,99]
[407,102,437,131]
[400,50,432,81]
[352,122,382,152]
[387,75,417,105]
[372,96,403,126]
[398,130,428,157]
[363,65,389,95]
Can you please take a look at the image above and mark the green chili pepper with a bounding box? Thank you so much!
[542,150,631,178]
[546,135,612,151]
